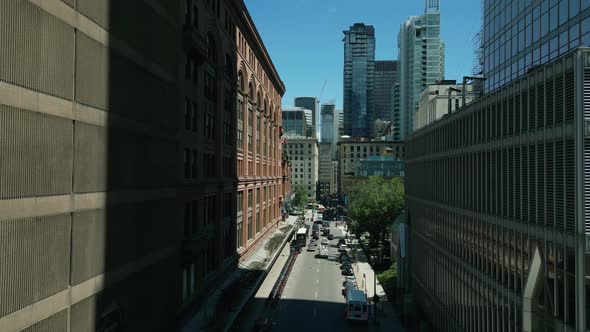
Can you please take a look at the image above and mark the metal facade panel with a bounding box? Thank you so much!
[0,105,73,199]
[21,309,68,332]
[0,0,74,99]
[73,122,107,193]
[0,215,70,317]
[77,0,108,28]
[75,31,108,110]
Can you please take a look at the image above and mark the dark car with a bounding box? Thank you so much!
[341,268,354,276]
[327,234,334,240]
[338,239,346,245]
[340,262,352,270]
[312,233,319,240]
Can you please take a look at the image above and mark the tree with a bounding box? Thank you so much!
[348,177,404,247]
[292,185,308,211]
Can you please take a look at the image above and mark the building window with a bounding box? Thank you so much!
[192,5,198,28]
[204,107,215,140]
[191,150,198,178]
[224,88,232,145]
[185,56,192,80]
[248,189,253,209]
[237,191,243,214]
[185,98,192,130]
[237,96,244,149]
[184,149,191,178]
[248,104,253,150]
[236,219,243,248]
[192,102,198,132]
[203,153,215,177]
[247,215,253,240]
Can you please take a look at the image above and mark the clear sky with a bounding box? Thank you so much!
[244,0,482,109]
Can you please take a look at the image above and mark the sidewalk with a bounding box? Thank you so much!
[181,214,300,332]
[342,228,405,332]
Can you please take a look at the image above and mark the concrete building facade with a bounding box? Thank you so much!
[414,80,476,131]
[0,0,286,331]
[337,139,405,196]
[318,143,338,196]
[343,23,376,138]
[397,0,445,140]
[405,49,590,331]
[284,137,319,200]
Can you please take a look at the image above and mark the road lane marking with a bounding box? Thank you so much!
[316,280,319,285]
[315,291,318,298]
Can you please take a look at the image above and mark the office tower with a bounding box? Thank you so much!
[483,0,590,91]
[294,97,318,137]
[282,107,313,138]
[0,0,287,330]
[397,0,445,139]
[321,103,337,143]
[374,60,398,131]
[343,23,376,138]
[406,48,590,331]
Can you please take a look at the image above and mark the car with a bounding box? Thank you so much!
[321,238,330,245]
[316,247,329,258]
[322,228,331,235]
[340,262,352,270]
[338,239,346,245]
[338,244,348,252]
[341,268,354,276]
[307,245,316,252]
[327,234,334,240]
[312,233,319,240]
[342,276,356,286]
[342,281,357,296]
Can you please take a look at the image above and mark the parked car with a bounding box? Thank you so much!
[321,238,330,245]
[307,245,316,252]
[342,281,357,296]
[312,233,319,240]
[340,262,352,270]
[338,239,346,245]
[327,234,334,240]
[342,276,356,286]
[341,268,354,276]
[338,244,348,252]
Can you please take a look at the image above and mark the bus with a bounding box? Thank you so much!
[345,289,369,322]
[296,228,307,246]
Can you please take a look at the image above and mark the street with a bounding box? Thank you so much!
[267,222,372,332]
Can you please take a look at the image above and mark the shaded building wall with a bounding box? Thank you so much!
[405,49,589,331]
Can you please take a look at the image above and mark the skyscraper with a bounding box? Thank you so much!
[397,0,444,140]
[282,107,313,138]
[294,97,318,137]
[483,0,590,92]
[374,60,398,123]
[343,23,376,138]
[320,103,337,143]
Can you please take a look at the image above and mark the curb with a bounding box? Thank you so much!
[222,218,300,332]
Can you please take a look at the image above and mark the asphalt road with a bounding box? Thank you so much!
[270,222,370,332]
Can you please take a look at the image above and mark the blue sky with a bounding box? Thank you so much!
[244,0,482,109]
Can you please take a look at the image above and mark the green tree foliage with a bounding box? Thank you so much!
[292,184,308,211]
[377,263,398,294]
[348,177,404,246]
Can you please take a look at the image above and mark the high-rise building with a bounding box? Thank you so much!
[374,60,398,125]
[343,23,376,138]
[283,137,319,200]
[483,0,590,92]
[282,107,313,138]
[0,0,287,330]
[294,97,318,137]
[406,48,590,331]
[397,0,445,140]
[320,103,337,143]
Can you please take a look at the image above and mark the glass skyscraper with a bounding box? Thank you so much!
[483,0,590,91]
[374,60,398,129]
[397,0,445,140]
[294,96,318,137]
[343,23,376,138]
